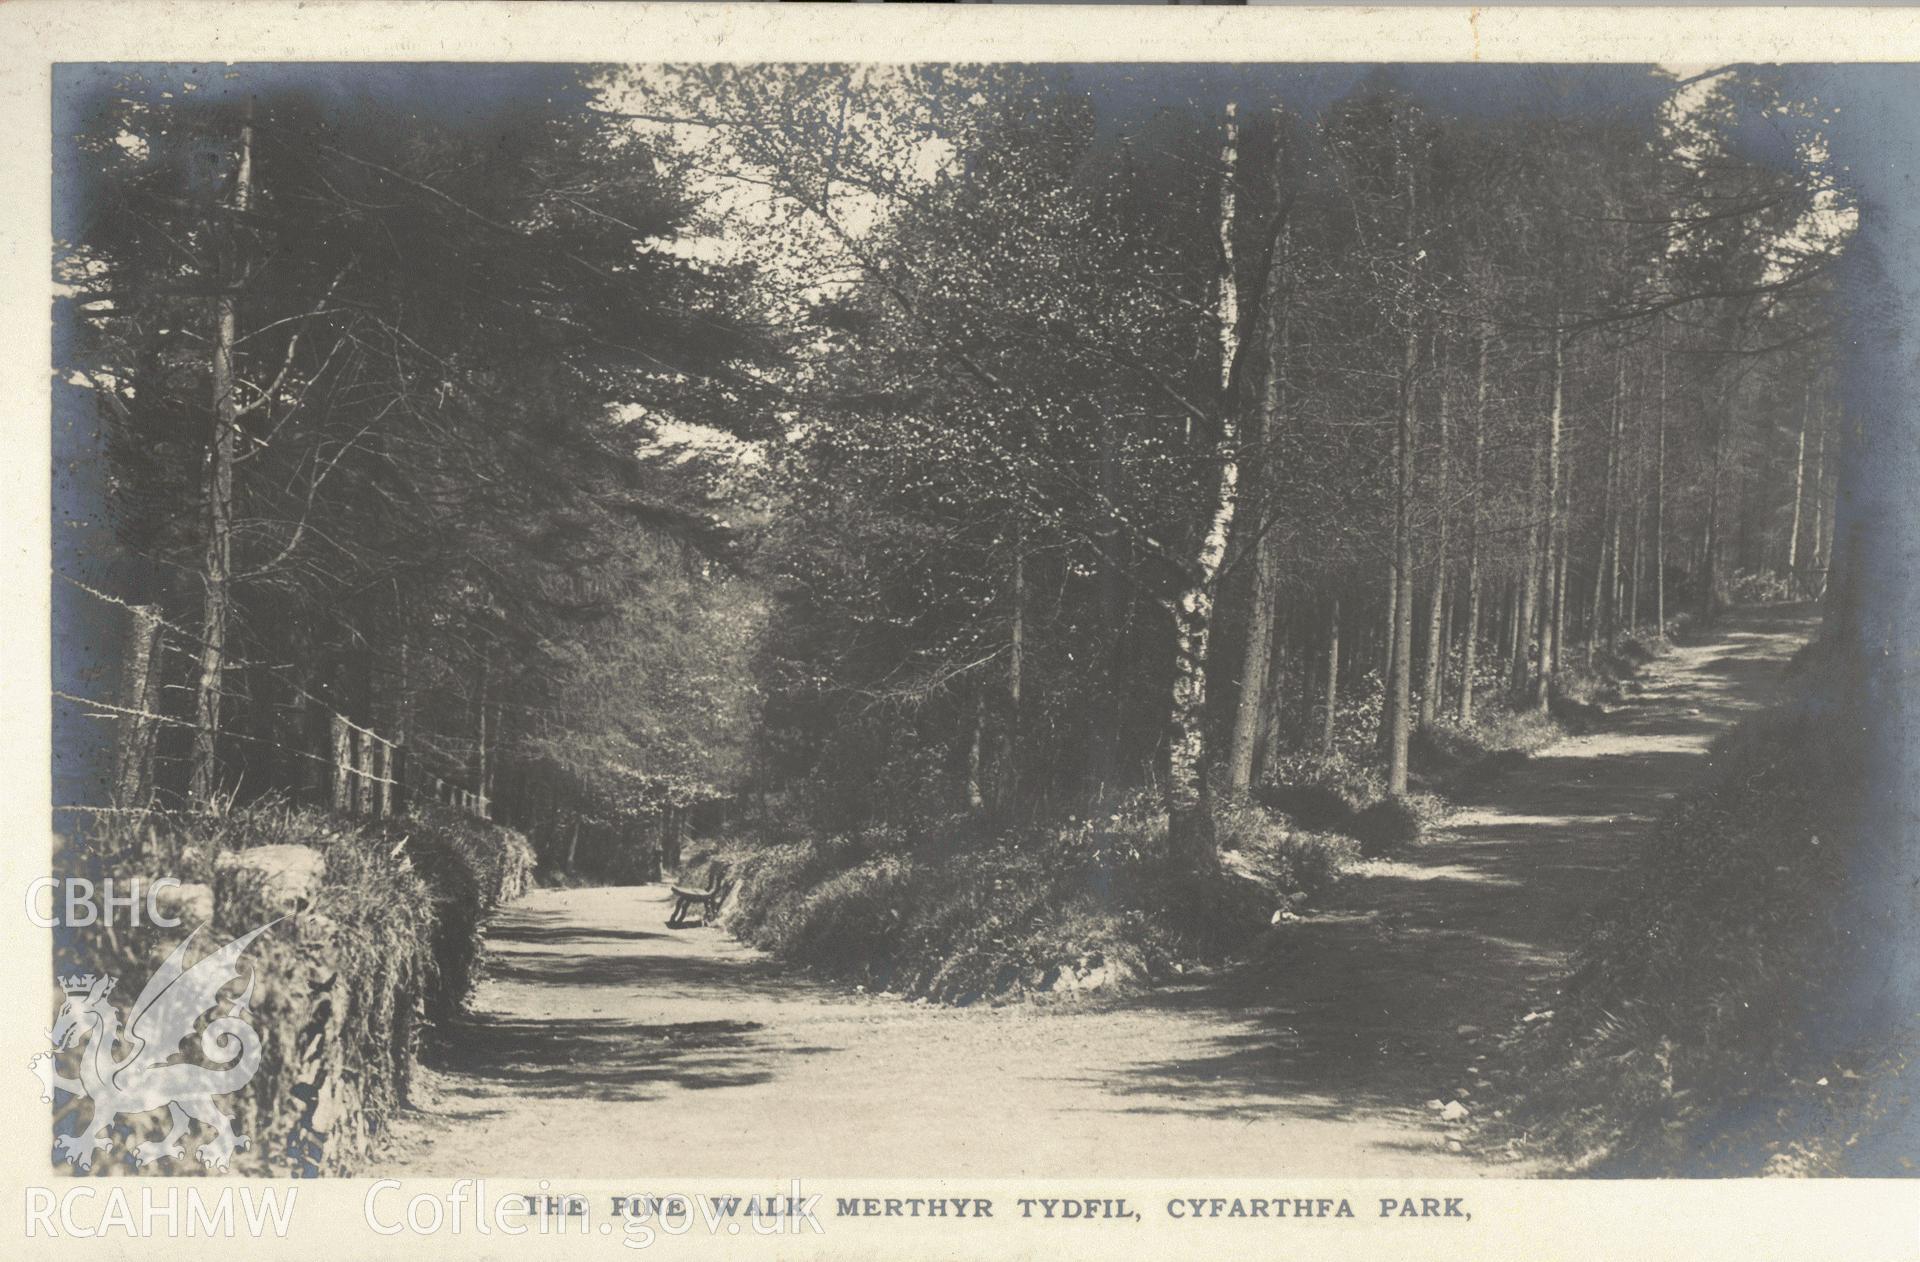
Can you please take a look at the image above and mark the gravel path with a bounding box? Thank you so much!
[372,609,1813,1178]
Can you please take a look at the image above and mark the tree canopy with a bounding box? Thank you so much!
[56,61,1860,869]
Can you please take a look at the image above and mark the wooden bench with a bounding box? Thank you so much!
[667,860,731,927]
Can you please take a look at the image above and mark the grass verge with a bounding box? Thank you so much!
[50,798,535,1175]
[1485,648,1918,1175]
[697,795,1359,1004]
[709,633,1672,1007]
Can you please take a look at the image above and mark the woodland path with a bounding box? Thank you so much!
[372,608,1814,1178]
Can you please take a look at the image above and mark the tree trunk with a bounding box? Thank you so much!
[1605,357,1624,642]
[1655,318,1668,634]
[1386,321,1419,796]
[1589,355,1622,665]
[1088,415,1126,800]
[1628,460,1645,635]
[474,663,490,804]
[1460,331,1488,724]
[1321,595,1341,756]
[1420,361,1450,728]
[1735,456,1755,584]
[392,641,413,810]
[1262,607,1291,779]
[1608,361,1626,644]
[189,102,254,805]
[1382,122,1424,797]
[1227,220,1292,795]
[965,688,987,813]
[1809,414,1827,596]
[1534,328,1565,712]
[1553,517,1569,675]
[1001,542,1024,812]
[1165,102,1240,859]
[1506,575,1522,682]
[1514,406,1546,699]
[1703,416,1722,626]
[1010,547,1024,717]
[1420,370,1443,729]
[1382,561,1399,683]
[1227,540,1277,796]
[1788,380,1809,592]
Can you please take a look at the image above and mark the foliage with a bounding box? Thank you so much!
[1349,793,1450,856]
[395,804,539,1020]
[57,63,768,836]
[50,800,532,1175]
[1413,706,1562,769]
[707,795,1349,1003]
[1265,734,1465,849]
[1213,802,1363,899]
[59,61,1856,864]
[1490,664,1911,1174]
[1258,750,1386,829]
[1727,568,1799,606]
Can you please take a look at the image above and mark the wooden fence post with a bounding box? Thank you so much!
[330,715,352,813]
[374,736,393,820]
[354,727,375,817]
[291,677,325,806]
[112,606,165,814]
[389,742,406,816]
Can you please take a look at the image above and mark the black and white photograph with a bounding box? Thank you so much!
[15,5,1920,1258]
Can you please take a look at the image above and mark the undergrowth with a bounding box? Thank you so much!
[394,804,539,1021]
[713,633,1672,1007]
[50,797,535,1175]
[702,794,1356,1004]
[1488,650,1917,1175]
[1266,635,1670,849]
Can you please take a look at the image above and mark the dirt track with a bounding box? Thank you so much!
[372,609,1813,1178]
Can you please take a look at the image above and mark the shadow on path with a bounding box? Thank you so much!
[410,886,851,1117]
[377,607,1815,1176]
[1093,607,1815,1134]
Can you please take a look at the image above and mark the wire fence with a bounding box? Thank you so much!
[55,572,491,828]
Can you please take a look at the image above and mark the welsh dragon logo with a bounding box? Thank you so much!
[32,922,277,1172]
